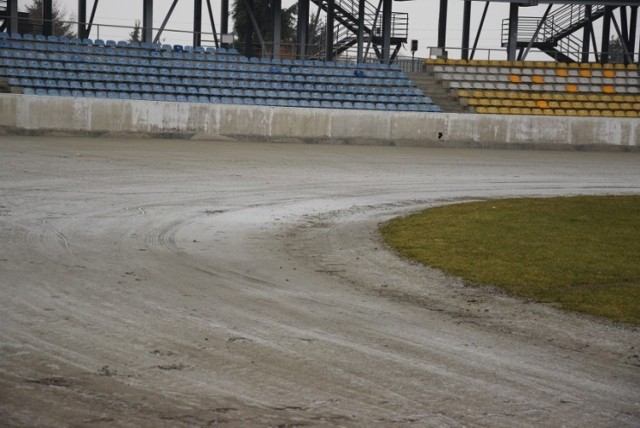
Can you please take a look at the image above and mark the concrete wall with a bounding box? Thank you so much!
[1,94,638,150]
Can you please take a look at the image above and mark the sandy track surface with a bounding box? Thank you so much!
[0,136,639,427]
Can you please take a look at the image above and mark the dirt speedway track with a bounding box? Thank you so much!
[1,136,639,427]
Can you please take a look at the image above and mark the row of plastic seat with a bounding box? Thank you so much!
[433,64,639,79]
[456,89,640,103]
[473,105,639,117]
[426,57,640,71]
[0,57,408,84]
[466,97,640,111]
[1,32,399,71]
[446,80,638,94]
[4,70,424,98]
[9,77,428,103]
[21,87,440,112]
[437,71,636,88]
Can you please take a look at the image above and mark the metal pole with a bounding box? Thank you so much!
[272,0,281,59]
[381,0,392,64]
[470,2,489,60]
[221,0,229,35]
[437,0,447,55]
[8,0,18,35]
[326,0,335,61]
[205,0,219,48]
[297,0,309,59]
[506,3,519,61]
[461,0,471,60]
[581,5,592,63]
[78,0,87,39]
[522,4,552,61]
[43,0,53,36]
[629,6,638,64]
[193,0,202,47]
[143,0,154,44]
[356,0,365,63]
[601,6,612,64]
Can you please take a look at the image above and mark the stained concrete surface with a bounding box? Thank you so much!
[0,136,639,427]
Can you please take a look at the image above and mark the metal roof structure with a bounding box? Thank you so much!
[1,0,638,64]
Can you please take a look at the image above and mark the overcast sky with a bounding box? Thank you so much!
[23,0,602,60]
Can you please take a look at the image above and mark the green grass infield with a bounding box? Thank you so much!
[380,195,640,325]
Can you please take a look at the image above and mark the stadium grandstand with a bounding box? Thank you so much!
[0,0,638,118]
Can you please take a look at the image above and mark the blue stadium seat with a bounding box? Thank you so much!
[23,87,36,95]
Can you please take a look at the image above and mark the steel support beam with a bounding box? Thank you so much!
[506,3,519,61]
[143,0,153,44]
[437,0,448,55]
[221,0,229,35]
[78,0,87,39]
[357,0,366,63]
[205,0,219,47]
[470,2,489,60]
[461,0,471,60]
[326,0,335,61]
[581,5,592,62]
[297,0,309,59]
[43,0,53,36]
[629,6,638,64]
[8,0,17,34]
[272,0,282,59]
[193,0,202,47]
[381,0,392,63]
[601,6,612,63]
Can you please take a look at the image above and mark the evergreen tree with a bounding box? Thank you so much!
[25,0,75,38]
[129,20,141,42]
[232,0,297,55]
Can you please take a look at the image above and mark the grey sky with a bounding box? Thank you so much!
[22,0,601,60]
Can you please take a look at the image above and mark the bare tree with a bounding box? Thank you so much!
[24,0,75,38]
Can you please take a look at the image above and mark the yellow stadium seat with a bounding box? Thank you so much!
[575,94,588,102]
[566,109,578,116]
[542,109,554,116]
[557,69,569,77]
[614,63,626,70]
[498,107,510,115]
[509,75,521,83]
[467,98,480,106]
[560,101,572,109]
[532,75,545,84]
[548,101,561,109]
[472,90,484,98]
[589,110,602,117]
[626,111,639,118]
[487,106,499,114]
[536,100,549,109]
[612,95,625,103]
[614,110,626,117]
[557,62,568,69]
[603,63,614,69]
[633,103,640,110]
[566,84,578,92]
[520,108,532,115]
[584,102,596,110]
[554,109,566,116]
[626,64,639,70]
[602,86,615,94]
[552,93,564,101]
[579,69,592,78]
[577,110,589,117]
[457,89,470,98]
[479,99,491,106]
[524,100,537,108]
[587,94,600,102]
[531,108,543,115]
[571,101,583,109]
[568,62,579,69]
[509,107,522,115]
[490,99,502,107]
[602,110,614,117]
[603,70,616,78]
[620,103,633,110]
[531,92,542,100]
[608,102,621,110]
[596,102,608,109]
[512,99,525,108]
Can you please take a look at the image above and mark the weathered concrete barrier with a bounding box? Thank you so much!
[1,94,638,150]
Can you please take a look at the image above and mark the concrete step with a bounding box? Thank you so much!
[408,72,467,114]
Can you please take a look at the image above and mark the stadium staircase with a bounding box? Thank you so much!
[309,0,408,60]
[407,72,465,113]
[0,32,441,112]
[426,58,639,118]
[502,4,616,63]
